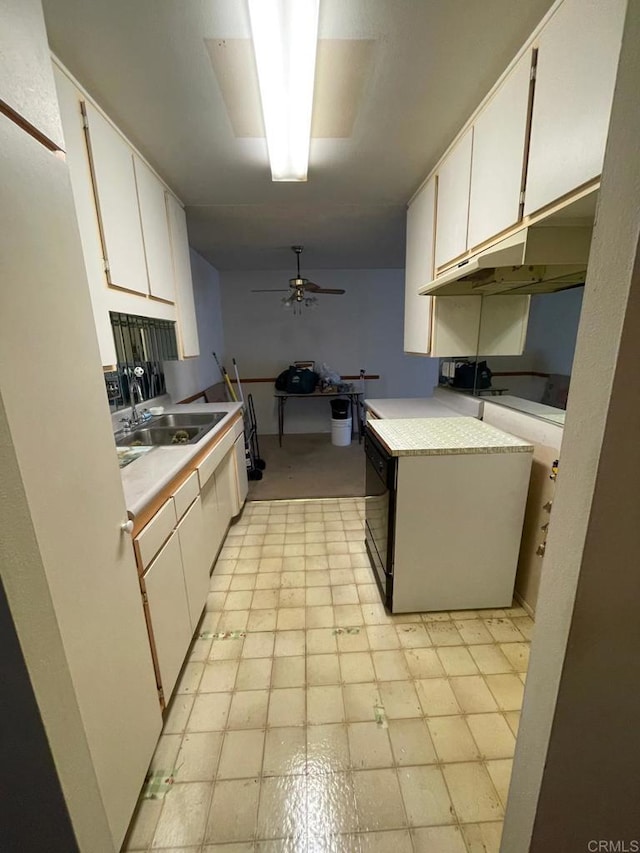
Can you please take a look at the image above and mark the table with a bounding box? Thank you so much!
[274,389,363,446]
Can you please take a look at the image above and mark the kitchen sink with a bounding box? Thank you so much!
[152,412,227,429]
[116,426,204,447]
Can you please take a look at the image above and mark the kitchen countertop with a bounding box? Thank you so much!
[365,397,463,419]
[489,395,566,425]
[367,416,533,457]
[118,402,243,518]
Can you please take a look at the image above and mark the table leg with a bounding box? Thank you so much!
[278,397,285,446]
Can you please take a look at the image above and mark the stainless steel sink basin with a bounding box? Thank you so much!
[152,412,227,429]
[116,426,203,447]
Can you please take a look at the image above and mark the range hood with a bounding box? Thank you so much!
[418,225,593,296]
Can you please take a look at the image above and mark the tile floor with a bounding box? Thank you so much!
[124,498,534,853]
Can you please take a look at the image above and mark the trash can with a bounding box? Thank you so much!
[330,399,349,419]
[331,416,352,447]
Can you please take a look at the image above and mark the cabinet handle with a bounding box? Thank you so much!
[121,519,134,535]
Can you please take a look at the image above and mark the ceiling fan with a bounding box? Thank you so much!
[252,246,345,311]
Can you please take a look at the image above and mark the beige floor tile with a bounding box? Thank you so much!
[277,608,306,631]
[306,556,330,571]
[306,587,332,607]
[467,713,516,760]
[209,636,245,661]
[308,654,341,686]
[151,781,212,848]
[411,825,468,853]
[483,618,524,643]
[260,544,284,558]
[332,585,360,606]
[505,710,521,736]
[283,543,306,557]
[511,615,534,640]
[426,622,464,646]
[354,568,374,585]
[486,758,513,806]
[453,619,494,645]
[307,723,350,774]
[348,722,394,769]
[422,612,453,622]
[175,661,205,694]
[279,588,306,608]
[163,694,195,734]
[442,762,504,823]
[427,715,480,762]
[357,584,381,604]
[243,631,276,659]
[176,731,223,781]
[328,550,351,566]
[378,681,422,720]
[263,726,306,776]
[306,606,336,629]
[343,683,381,722]
[307,685,345,724]
[371,650,409,681]
[205,777,260,844]
[359,829,413,853]
[199,660,239,693]
[188,693,232,732]
[227,690,269,730]
[398,764,454,827]
[282,570,307,587]
[247,608,278,632]
[253,584,281,602]
[395,624,432,649]
[485,674,525,711]
[307,772,359,835]
[199,611,222,636]
[268,688,306,727]
[236,658,272,691]
[449,676,498,713]
[218,610,250,632]
[306,543,330,557]
[366,625,400,651]
[207,592,227,612]
[274,630,305,657]
[272,656,306,688]
[235,559,260,576]
[362,603,391,626]
[353,768,407,831]
[334,604,364,627]
[387,718,437,766]
[336,629,369,653]
[307,628,338,655]
[403,648,444,679]
[500,642,530,672]
[210,574,232,592]
[217,729,265,779]
[468,644,514,675]
[230,574,258,592]
[307,571,333,589]
[257,775,307,840]
[436,647,479,677]
[340,652,375,684]
[460,822,503,853]
[415,678,461,717]
[123,798,162,850]
[188,637,213,663]
[148,733,181,776]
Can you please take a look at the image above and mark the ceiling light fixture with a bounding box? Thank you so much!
[248,0,320,181]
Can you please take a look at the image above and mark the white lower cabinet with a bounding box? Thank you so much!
[177,495,210,630]
[232,434,249,516]
[143,532,193,700]
[215,449,236,533]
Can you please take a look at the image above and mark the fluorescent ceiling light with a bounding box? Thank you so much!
[248,0,319,181]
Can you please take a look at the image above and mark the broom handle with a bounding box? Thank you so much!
[212,352,238,402]
[232,358,244,405]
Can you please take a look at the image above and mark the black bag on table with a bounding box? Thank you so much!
[452,360,492,390]
[275,365,319,394]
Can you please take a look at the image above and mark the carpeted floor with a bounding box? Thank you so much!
[247,433,365,500]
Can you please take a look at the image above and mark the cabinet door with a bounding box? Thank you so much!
[0,0,64,148]
[478,295,531,356]
[468,52,533,249]
[430,295,482,357]
[232,433,249,515]
[133,155,175,303]
[166,193,200,357]
[215,449,236,532]
[434,128,473,270]
[83,102,149,295]
[404,177,436,354]
[143,532,193,700]
[199,472,225,565]
[177,496,210,630]
[524,0,626,215]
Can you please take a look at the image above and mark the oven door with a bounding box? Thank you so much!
[364,430,396,608]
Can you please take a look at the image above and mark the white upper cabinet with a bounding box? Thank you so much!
[468,52,533,250]
[0,0,64,148]
[430,296,482,357]
[83,102,149,295]
[134,155,175,303]
[434,128,473,270]
[524,0,626,216]
[404,177,436,354]
[166,193,200,358]
[478,295,531,356]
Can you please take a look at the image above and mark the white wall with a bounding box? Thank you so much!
[219,268,440,434]
[163,248,225,402]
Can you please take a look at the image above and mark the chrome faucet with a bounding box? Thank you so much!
[122,367,146,428]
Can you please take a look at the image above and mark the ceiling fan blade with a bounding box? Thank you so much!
[304,282,346,294]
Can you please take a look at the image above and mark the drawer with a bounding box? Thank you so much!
[197,425,236,489]
[134,498,178,571]
[172,470,199,520]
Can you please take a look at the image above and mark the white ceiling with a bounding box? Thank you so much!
[42,0,554,270]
